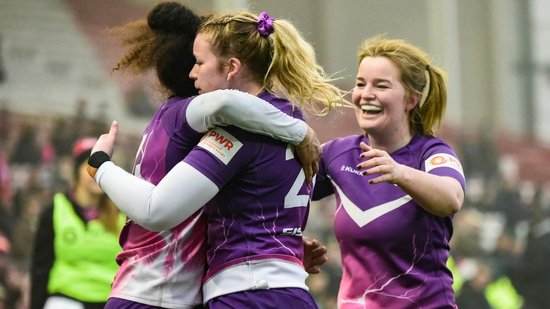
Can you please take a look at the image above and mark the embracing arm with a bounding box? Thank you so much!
[95,160,218,231]
[187,90,322,184]
[187,89,307,144]
[88,122,218,231]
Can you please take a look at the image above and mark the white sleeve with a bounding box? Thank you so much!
[95,161,219,231]
[186,89,307,145]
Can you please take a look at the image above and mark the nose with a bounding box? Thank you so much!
[360,85,375,101]
[189,64,198,80]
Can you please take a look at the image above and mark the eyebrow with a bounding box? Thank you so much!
[355,76,392,84]
[372,77,391,84]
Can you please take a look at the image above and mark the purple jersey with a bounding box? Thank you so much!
[313,134,465,309]
[183,92,312,302]
[110,96,206,308]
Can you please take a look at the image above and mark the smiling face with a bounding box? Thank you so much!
[352,56,417,138]
[189,33,230,94]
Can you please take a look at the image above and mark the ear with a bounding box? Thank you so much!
[405,91,421,112]
[226,57,242,82]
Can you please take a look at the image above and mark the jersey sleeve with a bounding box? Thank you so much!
[186,89,307,145]
[312,143,335,200]
[95,161,219,231]
[99,127,252,230]
[183,127,254,189]
[421,142,466,191]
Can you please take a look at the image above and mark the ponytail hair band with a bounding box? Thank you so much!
[257,12,275,37]
[418,65,431,108]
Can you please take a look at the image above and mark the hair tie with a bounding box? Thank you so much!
[257,12,275,37]
[418,67,431,108]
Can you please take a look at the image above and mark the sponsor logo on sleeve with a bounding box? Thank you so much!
[425,153,464,176]
[198,128,243,164]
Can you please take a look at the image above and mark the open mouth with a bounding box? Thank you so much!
[360,104,383,114]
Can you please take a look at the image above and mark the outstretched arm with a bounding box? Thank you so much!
[356,142,464,217]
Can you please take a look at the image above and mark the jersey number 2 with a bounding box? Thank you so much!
[284,145,310,208]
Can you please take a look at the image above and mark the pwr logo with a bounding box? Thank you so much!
[198,128,243,164]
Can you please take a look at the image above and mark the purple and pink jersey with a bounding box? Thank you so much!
[107,92,312,307]
[109,96,206,308]
[183,92,312,303]
[313,134,465,309]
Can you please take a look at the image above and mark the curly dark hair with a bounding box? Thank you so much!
[109,1,201,98]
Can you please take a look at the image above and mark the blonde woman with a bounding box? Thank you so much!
[312,36,465,308]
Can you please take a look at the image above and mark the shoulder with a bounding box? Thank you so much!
[161,96,197,130]
[323,134,365,154]
[410,135,458,159]
[320,134,365,166]
[412,135,465,179]
[166,95,194,106]
[258,92,304,120]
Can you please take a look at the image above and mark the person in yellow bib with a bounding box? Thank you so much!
[30,137,125,309]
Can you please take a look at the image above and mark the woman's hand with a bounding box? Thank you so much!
[87,121,119,179]
[303,236,328,274]
[356,142,405,185]
[91,121,119,157]
[296,126,322,185]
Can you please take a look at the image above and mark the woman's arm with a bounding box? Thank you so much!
[356,142,464,217]
[95,160,218,231]
[187,89,307,144]
[187,90,321,183]
[87,122,217,231]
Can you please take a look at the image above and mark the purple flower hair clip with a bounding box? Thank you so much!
[257,11,275,37]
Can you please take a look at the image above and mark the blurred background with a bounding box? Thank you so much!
[1,0,549,308]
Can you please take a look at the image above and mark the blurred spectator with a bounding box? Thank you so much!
[126,82,154,118]
[489,157,531,280]
[0,232,23,309]
[50,118,78,158]
[10,190,44,271]
[0,149,11,218]
[454,257,522,309]
[29,138,124,309]
[461,125,499,181]
[509,185,550,309]
[455,258,493,309]
[0,106,10,142]
[9,124,41,167]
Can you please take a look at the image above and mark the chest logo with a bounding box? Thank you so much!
[332,182,412,227]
